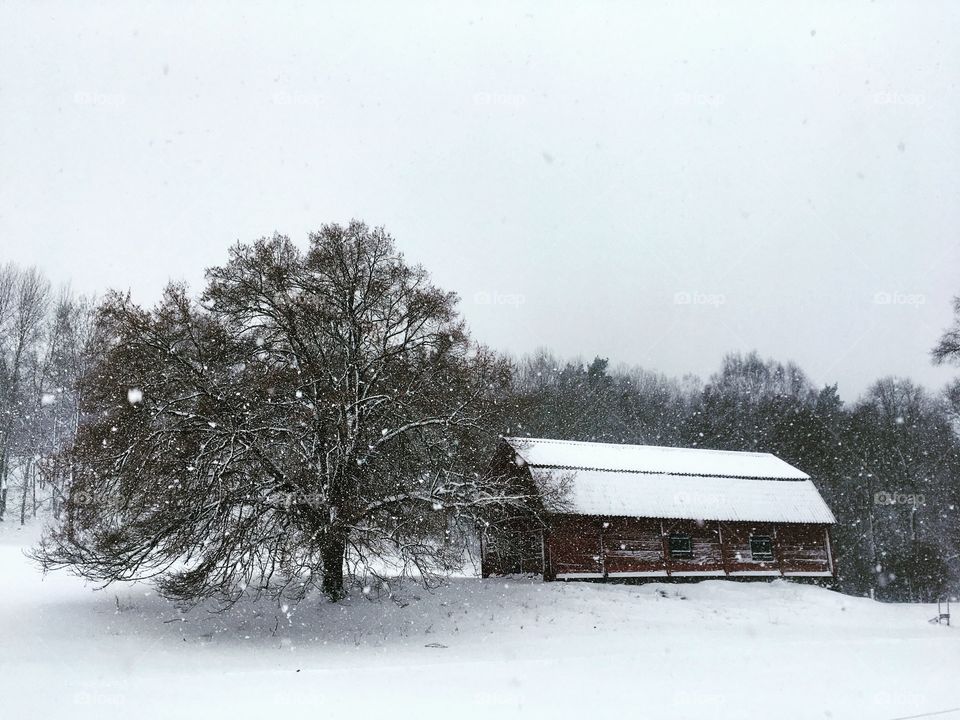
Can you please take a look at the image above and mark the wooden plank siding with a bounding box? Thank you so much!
[720,522,782,575]
[549,515,603,578]
[601,518,665,576]
[661,519,725,575]
[775,524,835,576]
[524,514,833,580]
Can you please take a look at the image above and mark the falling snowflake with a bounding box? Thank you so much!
[127,388,143,404]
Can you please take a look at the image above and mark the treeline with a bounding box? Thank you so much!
[505,351,960,602]
[0,264,101,524]
[3,228,959,604]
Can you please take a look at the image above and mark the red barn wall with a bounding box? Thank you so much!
[548,515,603,577]
[539,514,833,580]
[661,519,725,575]
[720,522,780,575]
[602,518,665,576]
[775,524,833,575]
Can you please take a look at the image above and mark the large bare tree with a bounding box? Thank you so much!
[38,223,525,602]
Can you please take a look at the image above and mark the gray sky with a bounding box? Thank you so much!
[2,1,958,401]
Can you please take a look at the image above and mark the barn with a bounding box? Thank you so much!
[481,437,836,581]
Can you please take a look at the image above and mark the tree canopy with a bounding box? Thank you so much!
[38,223,520,603]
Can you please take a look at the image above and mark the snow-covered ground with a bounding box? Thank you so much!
[1,520,956,720]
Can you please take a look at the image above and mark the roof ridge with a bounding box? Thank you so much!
[527,464,807,481]
[503,436,777,458]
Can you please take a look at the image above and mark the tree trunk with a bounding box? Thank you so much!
[52,467,62,519]
[0,447,7,521]
[320,532,347,600]
[866,474,877,598]
[20,458,31,526]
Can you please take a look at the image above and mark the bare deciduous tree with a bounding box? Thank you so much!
[37,223,533,603]
[0,265,50,521]
[932,296,960,367]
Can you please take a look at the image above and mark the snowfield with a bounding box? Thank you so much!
[1,522,956,720]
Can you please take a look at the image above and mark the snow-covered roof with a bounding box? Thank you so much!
[528,469,836,524]
[503,437,835,524]
[504,437,808,479]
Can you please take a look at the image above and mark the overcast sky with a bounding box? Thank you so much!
[2,2,958,401]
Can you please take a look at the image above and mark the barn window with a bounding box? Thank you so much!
[750,535,774,561]
[668,533,693,559]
